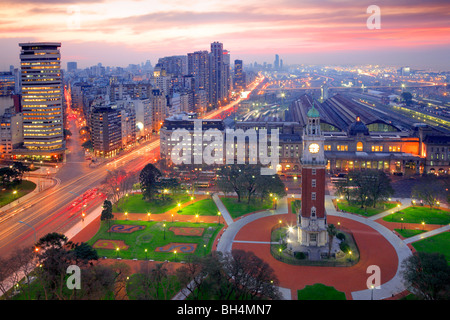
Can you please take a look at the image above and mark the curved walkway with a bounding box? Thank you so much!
[215,194,449,300]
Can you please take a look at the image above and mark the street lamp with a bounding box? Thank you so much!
[171,213,174,222]
[401,217,404,230]
[116,247,120,259]
[217,211,221,225]
[145,248,148,260]
[195,214,199,223]
[147,212,151,221]
[422,221,425,230]
[163,223,166,239]
[125,211,128,220]
[174,250,177,261]
[371,285,374,300]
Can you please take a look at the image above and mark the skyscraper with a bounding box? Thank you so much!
[274,54,280,70]
[187,51,210,113]
[209,42,230,108]
[233,59,245,91]
[18,42,65,159]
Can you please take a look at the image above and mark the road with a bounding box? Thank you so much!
[0,76,263,259]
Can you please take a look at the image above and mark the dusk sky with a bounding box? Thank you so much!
[1,0,449,70]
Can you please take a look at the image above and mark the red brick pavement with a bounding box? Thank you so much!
[233,214,399,300]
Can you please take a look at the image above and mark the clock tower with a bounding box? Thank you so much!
[296,103,328,250]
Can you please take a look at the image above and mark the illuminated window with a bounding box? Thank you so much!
[372,145,383,152]
[337,145,348,151]
[356,142,363,152]
[324,145,331,151]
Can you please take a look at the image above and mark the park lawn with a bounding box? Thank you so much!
[113,193,191,214]
[297,283,346,300]
[87,220,222,262]
[411,232,450,263]
[126,273,181,300]
[177,198,219,216]
[382,206,450,225]
[0,180,36,208]
[220,197,273,219]
[394,228,426,238]
[291,199,301,214]
[336,200,396,216]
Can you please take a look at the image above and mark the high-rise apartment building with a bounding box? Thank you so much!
[209,42,227,107]
[187,50,210,114]
[91,106,122,158]
[18,42,65,159]
[233,59,246,91]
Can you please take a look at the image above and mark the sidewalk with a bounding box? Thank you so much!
[0,177,58,216]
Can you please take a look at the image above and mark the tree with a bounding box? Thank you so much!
[364,170,394,208]
[12,162,30,183]
[139,163,161,201]
[81,140,93,150]
[326,224,337,258]
[100,199,114,230]
[222,250,281,300]
[0,167,20,188]
[412,174,444,210]
[217,164,246,202]
[401,92,413,105]
[402,252,450,300]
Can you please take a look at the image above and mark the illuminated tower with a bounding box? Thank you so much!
[19,42,65,157]
[289,103,328,258]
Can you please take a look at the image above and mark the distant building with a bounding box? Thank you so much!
[187,50,210,114]
[121,106,136,148]
[67,62,77,72]
[0,72,15,96]
[0,107,23,158]
[90,106,122,158]
[150,89,167,132]
[274,54,279,70]
[233,59,246,91]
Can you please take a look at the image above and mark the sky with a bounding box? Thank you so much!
[1,0,449,70]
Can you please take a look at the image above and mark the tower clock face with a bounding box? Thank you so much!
[309,143,320,154]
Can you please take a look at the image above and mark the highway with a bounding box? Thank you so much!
[0,76,263,259]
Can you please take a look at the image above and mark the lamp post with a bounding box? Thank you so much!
[171,213,174,223]
[371,285,374,300]
[116,247,120,259]
[195,214,199,223]
[422,221,425,230]
[163,223,166,240]
[174,250,177,262]
[401,217,403,230]
[147,212,151,221]
[125,211,128,220]
[217,211,221,225]
[145,248,148,260]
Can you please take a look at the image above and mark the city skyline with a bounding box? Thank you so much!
[1,0,450,70]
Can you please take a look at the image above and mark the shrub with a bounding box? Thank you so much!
[294,252,306,260]
[336,233,346,241]
[339,242,350,253]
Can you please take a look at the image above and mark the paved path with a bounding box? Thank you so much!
[212,194,234,226]
[324,195,412,300]
[403,224,450,244]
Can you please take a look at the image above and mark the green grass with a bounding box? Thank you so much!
[113,193,191,214]
[336,200,396,216]
[0,180,36,208]
[220,197,273,219]
[126,273,181,300]
[87,220,223,262]
[297,283,346,300]
[411,232,450,263]
[382,206,450,225]
[394,228,426,238]
[177,198,219,216]
[291,199,301,214]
